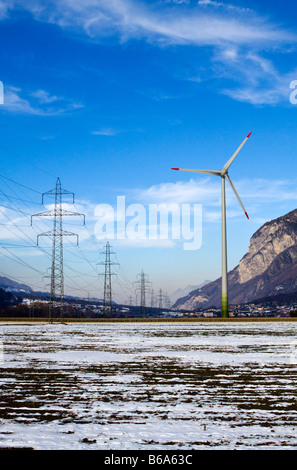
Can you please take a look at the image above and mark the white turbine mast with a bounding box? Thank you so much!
[172,132,252,317]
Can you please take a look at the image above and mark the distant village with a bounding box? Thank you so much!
[12,293,297,319]
[1,277,297,319]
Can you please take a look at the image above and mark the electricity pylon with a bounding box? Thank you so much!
[32,177,85,320]
[150,288,155,308]
[134,270,151,316]
[157,288,164,310]
[164,292,171,309]
[98,241,118,316]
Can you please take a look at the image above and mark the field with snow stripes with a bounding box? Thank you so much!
[0,321,296,450]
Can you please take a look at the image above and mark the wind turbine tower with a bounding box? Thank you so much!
[172,132,252,318]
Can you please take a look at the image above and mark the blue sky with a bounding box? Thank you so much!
[1,0,297,303]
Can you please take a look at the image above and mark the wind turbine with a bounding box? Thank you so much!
[172,132,252,318]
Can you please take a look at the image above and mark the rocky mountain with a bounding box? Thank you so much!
[172,208,297,310]
[169,281,211,304]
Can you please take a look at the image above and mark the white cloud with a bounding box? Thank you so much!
[3,86,39,115]
[137,178,221,205]
[31,89,60,104]
[3,0,293,46]
[210,48,297,105]
[222,67,297,105]
[235,178,297,203]
[198,0,252,14]
[91,128,119,136]
[2,85,83,115]
[1,1,296,106]
[0,3,8,19]
[134,176,297,221]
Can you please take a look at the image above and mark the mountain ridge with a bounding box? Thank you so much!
[169,281,211,304]
[172,208,297,310]
[0,276,33,293]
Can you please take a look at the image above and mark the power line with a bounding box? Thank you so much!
[0,163,100,297]
[0,178,102,299]
[0,143,56,179]
[0,245,45,275]
[0,172,43,195]
[157,288,164,310]
[134,270,151,316]
[0,169,135,305]
[151,288,155,308]
[98,241,119,316]
[31,177,85,320]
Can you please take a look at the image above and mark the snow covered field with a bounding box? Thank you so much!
[0,321,296,450]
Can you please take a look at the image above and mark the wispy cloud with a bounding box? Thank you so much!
[54,1,292,46]
[198,0,252,14]
[3,1,294,46]
[213,51,297,105]
[137,178,221,205]
[2,85,83,115]
[137,177,297,204]
[31,89,61,104]
[1,1,297,106]
[0,1,9,19]
[91,128,120,136]
[135,176,297,222]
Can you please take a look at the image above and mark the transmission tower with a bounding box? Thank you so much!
[164,292,171,309]
[150,288,155,308]
[124,295,134,307]
[32,177,85,320]
[98,241,119,316]
[157,288,164,310]
[134,270,151,316]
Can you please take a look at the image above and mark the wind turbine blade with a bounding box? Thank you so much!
[222,132,252,172]
[226,175,249,219]
[171,168,221,176]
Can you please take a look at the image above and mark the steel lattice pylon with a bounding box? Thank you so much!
[32,177,85,320]
[134,270,151,317]
[157,288,163,310]
[98,241,118,317]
